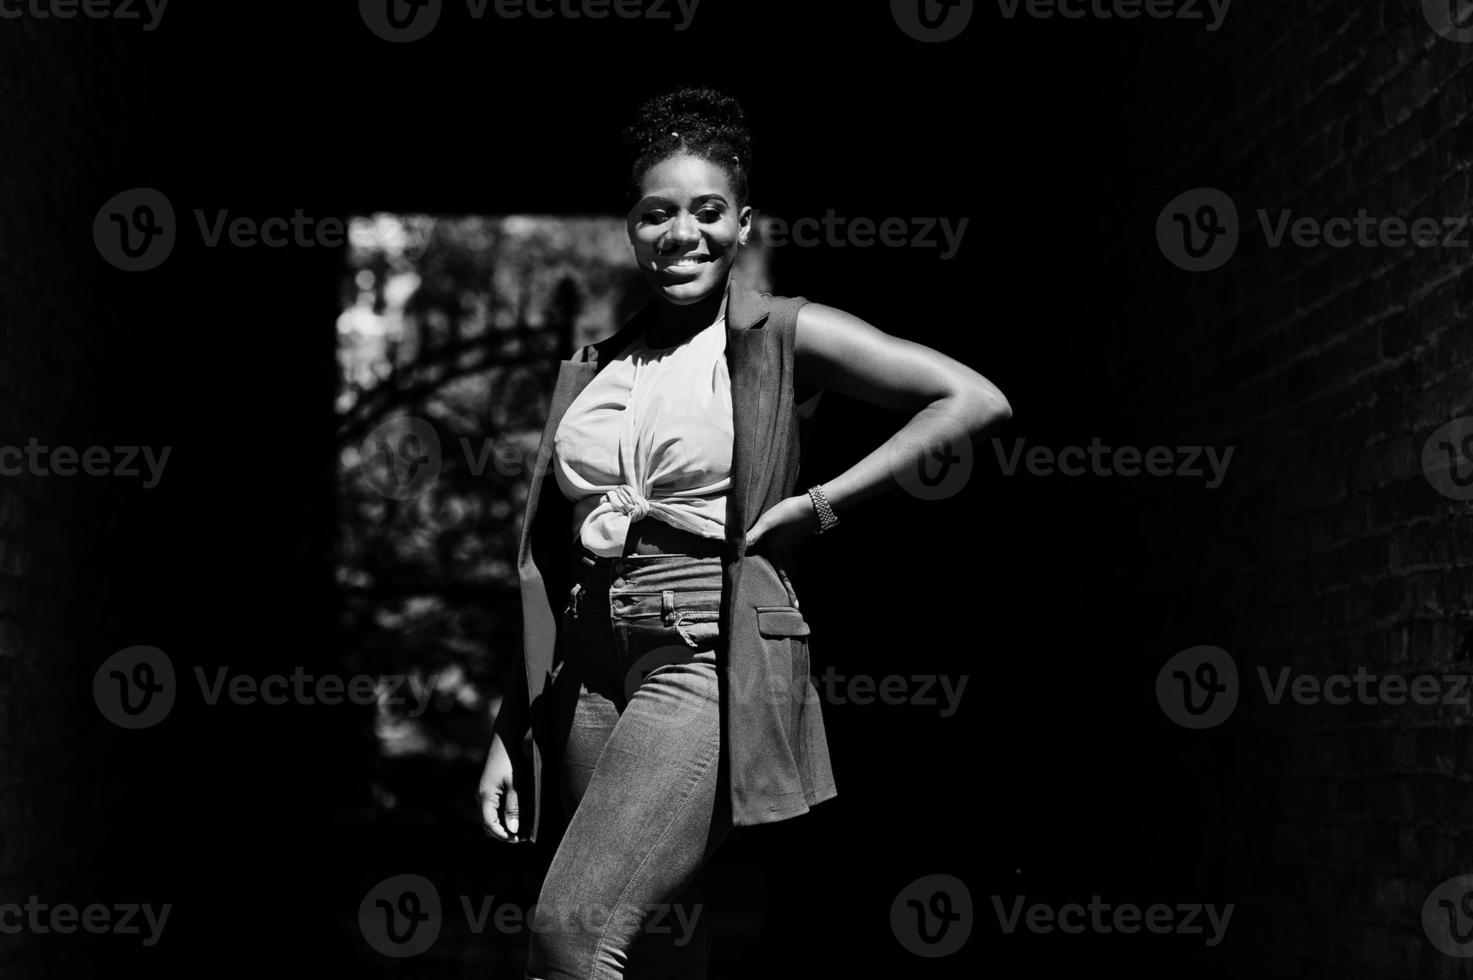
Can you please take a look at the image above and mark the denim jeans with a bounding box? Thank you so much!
[527,545,750,980]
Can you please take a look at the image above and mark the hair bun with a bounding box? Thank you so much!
[622,86,753,204]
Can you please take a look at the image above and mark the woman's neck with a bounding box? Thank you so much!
[644,280,730,348]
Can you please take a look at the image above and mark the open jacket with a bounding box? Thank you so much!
[500,275,839,844]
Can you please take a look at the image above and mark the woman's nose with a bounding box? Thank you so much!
[663,212,701,248]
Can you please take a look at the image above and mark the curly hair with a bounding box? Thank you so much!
[621,86,753,206]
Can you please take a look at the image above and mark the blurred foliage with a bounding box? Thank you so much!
[336,214,646,770]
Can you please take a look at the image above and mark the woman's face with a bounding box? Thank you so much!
[627,152,752,306]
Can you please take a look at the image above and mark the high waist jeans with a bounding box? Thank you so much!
[526,542,798,979]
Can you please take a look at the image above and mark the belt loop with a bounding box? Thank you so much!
[662,589,676,626]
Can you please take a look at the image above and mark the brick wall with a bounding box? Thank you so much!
[1085,2,1473,976]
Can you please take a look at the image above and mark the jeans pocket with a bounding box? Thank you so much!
[672,613,720,651]
[667,590,722,651]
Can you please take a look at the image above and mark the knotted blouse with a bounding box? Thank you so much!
[551,315,732,556]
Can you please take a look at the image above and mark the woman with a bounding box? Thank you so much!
[479,86,1011,978]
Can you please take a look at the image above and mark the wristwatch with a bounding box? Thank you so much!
[807,485,839,535]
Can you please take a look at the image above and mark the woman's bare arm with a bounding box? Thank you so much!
[745,301,1011,557]
[794,301,1012,516]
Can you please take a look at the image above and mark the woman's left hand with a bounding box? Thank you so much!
[744,494,820,566]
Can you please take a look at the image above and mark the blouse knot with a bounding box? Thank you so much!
[604,484,652,522]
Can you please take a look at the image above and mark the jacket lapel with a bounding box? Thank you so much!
[516,306,653,565]
[723,277,772,545]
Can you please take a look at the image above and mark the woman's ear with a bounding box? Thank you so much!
[738,205,756,247]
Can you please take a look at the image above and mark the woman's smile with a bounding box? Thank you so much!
[656,253,713,275]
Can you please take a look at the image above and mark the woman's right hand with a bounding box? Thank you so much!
[478,732,526,843]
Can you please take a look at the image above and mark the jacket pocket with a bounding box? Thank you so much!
[755,606,810,637]
[753,606,811,739]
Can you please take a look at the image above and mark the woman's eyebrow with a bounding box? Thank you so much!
[635,192,731,207]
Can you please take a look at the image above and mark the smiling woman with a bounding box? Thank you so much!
[477,85,1011,979]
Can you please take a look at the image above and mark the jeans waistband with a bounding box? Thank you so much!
[570,543,724,594]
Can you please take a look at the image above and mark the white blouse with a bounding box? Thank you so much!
[552,316,733,557]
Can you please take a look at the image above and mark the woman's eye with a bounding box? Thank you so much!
[697,209,722,222]
[642,210,670,223]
